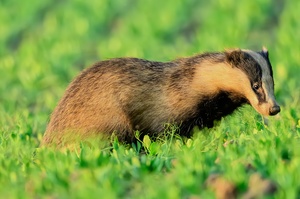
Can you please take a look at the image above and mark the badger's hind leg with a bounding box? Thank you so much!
[94,107,135,143]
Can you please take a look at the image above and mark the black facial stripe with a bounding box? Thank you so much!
[237,52,262,85]
[254,87,266,104]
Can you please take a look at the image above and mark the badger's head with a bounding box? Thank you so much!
[225,47,280,116]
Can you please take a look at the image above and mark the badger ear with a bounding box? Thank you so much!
[261,46,269,58]
[225,48,243,67]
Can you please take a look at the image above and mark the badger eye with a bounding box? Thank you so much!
[253,83,260,91]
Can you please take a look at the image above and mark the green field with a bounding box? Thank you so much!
[1,0,300,198]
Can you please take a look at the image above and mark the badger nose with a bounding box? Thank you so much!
[269,105,280,115]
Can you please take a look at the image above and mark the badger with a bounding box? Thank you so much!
[42,47,280,146]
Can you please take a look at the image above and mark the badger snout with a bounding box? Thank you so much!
[269,105,280,115]
[250,99,280,116]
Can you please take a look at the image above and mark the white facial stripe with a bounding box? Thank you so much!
[244,50,271,77]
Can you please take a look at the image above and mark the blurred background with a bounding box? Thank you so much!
[0,0,299,137]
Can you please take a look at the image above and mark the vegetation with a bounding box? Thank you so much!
[0,0,299,198]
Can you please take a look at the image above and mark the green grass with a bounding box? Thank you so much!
[1,0,300,198]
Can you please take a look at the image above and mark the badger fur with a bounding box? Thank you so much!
[42,47,280,146]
